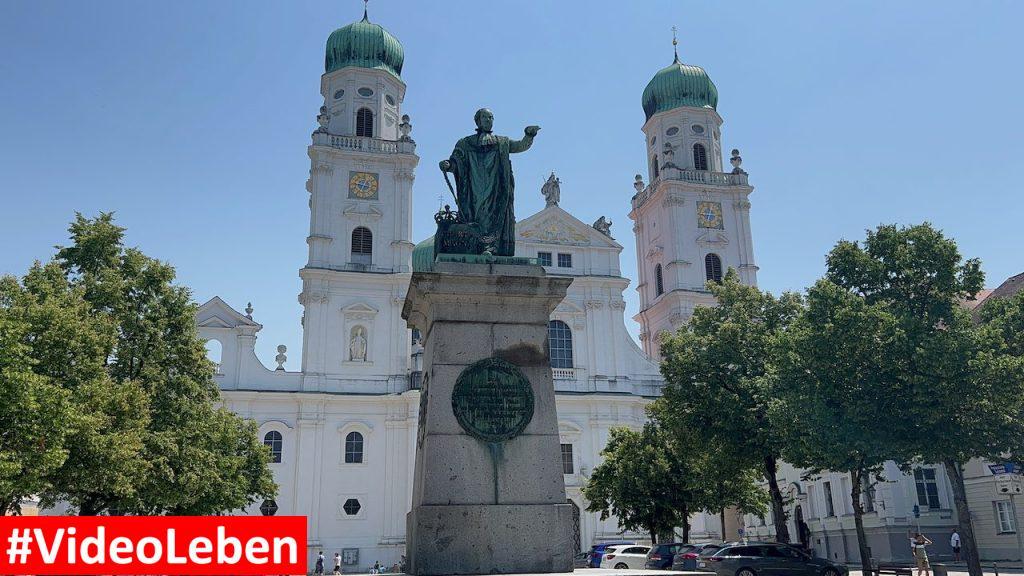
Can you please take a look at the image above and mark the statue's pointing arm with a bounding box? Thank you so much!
[509,125,541,153]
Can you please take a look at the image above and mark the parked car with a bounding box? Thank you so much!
[646,542,688,570]
[672,543,723,571]
[600,544,651,570]
[573,552,591,569]
[696,542,848,576]
[589,542,636,568]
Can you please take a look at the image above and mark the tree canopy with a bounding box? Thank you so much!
[0,213,275,515]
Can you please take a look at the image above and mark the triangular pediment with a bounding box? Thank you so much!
[342,302,379,314]
[695,230,730,246]
[516,205,622,249]
[196,296,262,330]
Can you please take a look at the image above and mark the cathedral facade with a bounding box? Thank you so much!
[196,10,753,569]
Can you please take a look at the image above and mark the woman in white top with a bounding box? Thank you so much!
[908,531,933,576]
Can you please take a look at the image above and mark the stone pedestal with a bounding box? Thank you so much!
[402,262,574,576]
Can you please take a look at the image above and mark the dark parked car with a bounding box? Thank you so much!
[673,543,723,571]
[696,543,847,576]
[646,542,688,570]
[588,541,636,568]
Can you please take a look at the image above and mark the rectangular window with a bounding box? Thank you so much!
[914,468,941,509]
[823,481,836,517]
[560,443,574,475]
[557,253,572,268]
[537,252,552,267]
[996,501,1016,534]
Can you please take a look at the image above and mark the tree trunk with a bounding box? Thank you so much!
[944,459,982,576]
[650,526,658,545]
[721,508,728,542]
[851,469,874,576]
[79,496,102,516]
[764,454,791,543]
[682,505,691,543]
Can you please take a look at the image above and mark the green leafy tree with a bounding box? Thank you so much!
[583,424,701,544]
[3,262,151,515]
[650,399,768,541]
[657,270,803,542]
[823,222,1023,576]
[6,213,275,515]
[0,287,75,515]
[771,279,915,574]
[696,444,770,541]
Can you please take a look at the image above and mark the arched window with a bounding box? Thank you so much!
[351,227,372,265]
[344,431,364,464]
[651,156,659,179]
[654,264,664,296]
[548,320,573,369]
[204,339,222,374]
[263,431,282,464]
[705,253,723,284]
[356,108,374,138]
[693,143,708,171]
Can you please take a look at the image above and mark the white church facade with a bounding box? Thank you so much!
[194,9,959,570]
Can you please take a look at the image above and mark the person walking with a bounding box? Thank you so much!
[950,530,962,562]
[315,551,325,575]
[333,553,342,574]
[372,560,381,575]
[909,531,933,576]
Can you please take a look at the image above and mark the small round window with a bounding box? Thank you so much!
[385,94,395,106]
[357,87,374,97]
[691,124,705,134]
[333,89,344,100]
[666,126,679,136]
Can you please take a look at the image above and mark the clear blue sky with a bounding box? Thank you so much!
[2,1,1022,367]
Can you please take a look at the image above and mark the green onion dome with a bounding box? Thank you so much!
[325,12,404,78]
[641,55,718,120]
[411,236,435,272]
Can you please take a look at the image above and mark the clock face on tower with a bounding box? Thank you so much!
[348,172,379,200]
[697,201,724,229]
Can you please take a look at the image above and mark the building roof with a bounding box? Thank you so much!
[962,272,1024,317]
[324,11,403,78]
[641,55,718,120]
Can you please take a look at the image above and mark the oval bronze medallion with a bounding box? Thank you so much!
[451,357,534,442]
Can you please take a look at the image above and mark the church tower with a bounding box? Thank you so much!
[629,38,757,360]
[299,7,419,391]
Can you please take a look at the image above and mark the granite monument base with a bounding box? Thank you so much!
[402,261,574,576]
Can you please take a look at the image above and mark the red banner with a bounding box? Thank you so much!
[0,515,307,575]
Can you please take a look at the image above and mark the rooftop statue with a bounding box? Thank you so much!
[439,108,539,256]
[541,172,561,207]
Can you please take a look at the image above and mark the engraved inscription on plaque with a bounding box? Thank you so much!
[451,358,534,443]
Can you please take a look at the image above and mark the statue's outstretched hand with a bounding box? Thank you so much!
[439,160,451,172]
[524,126,541,137]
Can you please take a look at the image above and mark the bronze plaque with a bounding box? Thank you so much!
[451,358,534,442]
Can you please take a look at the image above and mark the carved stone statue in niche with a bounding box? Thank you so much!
[349,326,368,362]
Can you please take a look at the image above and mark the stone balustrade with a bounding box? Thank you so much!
[312,132,416,154]
[552,367,576,380]
[633,168,749,208]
